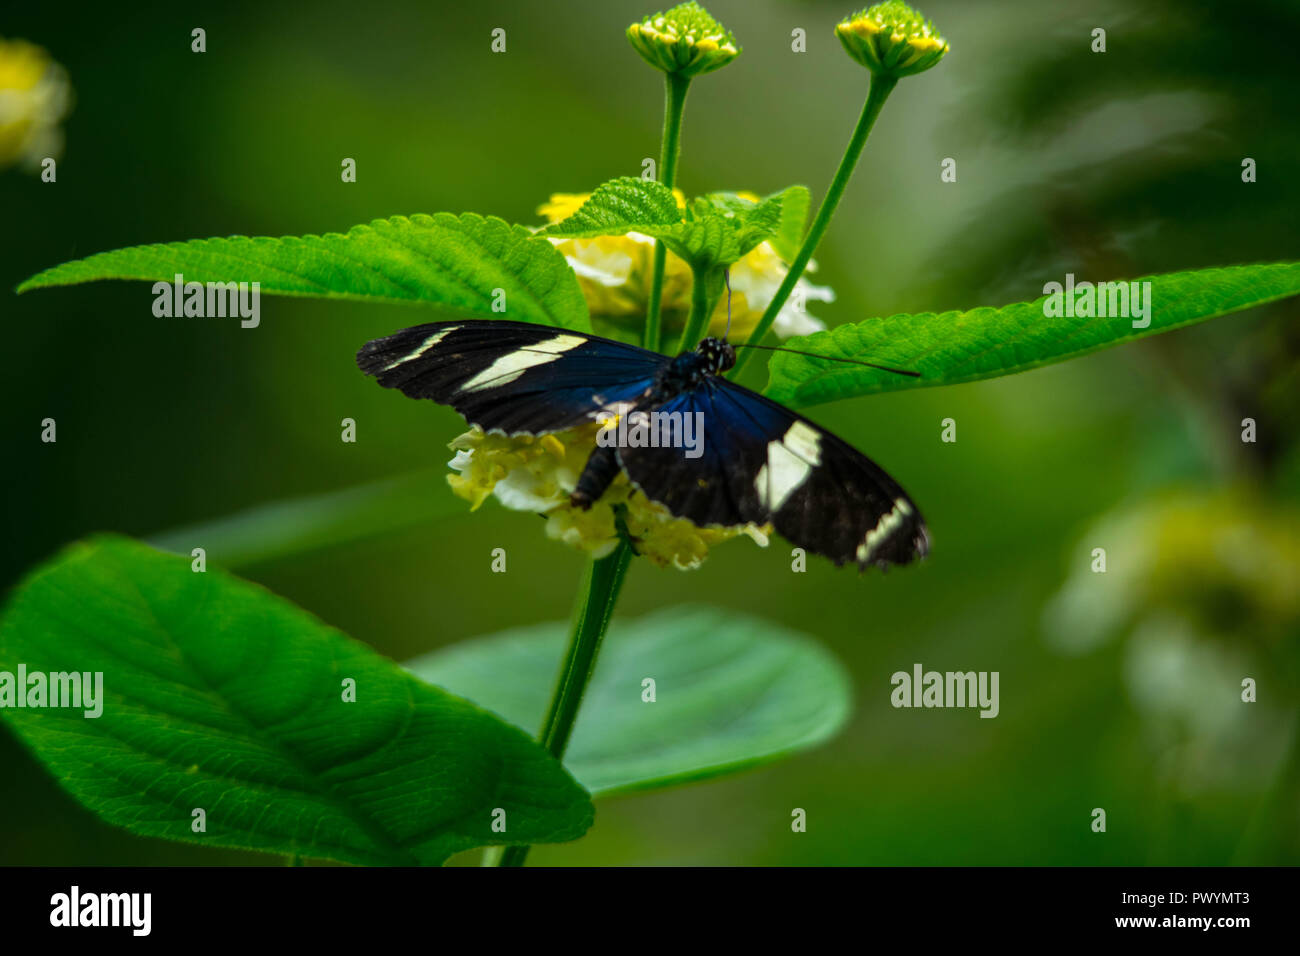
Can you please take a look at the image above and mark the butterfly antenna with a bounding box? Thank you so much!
[734,343,920,378]
[723,268,733,341]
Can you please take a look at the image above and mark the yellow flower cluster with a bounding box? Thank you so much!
[0,37,71,172]
[446,424,770,570]
[538,192,832,345]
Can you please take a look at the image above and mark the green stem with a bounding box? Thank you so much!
[497,540,635,867]
[675,265,720,354]
[730,74,898,379]
[644,72,691,354]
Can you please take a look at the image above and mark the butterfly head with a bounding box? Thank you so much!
[696,337,736,375]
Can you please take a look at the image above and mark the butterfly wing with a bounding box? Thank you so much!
[618,378,929,570]
[357,320,668,435]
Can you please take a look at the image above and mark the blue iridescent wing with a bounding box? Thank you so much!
[357,320,667,435]
[618,379,929,570]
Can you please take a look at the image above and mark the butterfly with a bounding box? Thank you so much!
[356,320,930,570]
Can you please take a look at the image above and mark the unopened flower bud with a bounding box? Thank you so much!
[836,2,948,79]
[627,2,740,79]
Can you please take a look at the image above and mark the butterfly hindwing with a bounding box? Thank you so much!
[357,320,667,435]
[618,380,929,569]
[608,384,754,529]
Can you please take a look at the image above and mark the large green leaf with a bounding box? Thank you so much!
[0,536,593,865]
[18,213,591,330]
[542,177,804,271]
[408,605,852,797]
[763,262,1300,407]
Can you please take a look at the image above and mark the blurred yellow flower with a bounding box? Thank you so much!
[446,424,770,570]
[0,37,71,172]
[1045,490,1300,656]
[538,191,832,345]
[1043,489,1300,792]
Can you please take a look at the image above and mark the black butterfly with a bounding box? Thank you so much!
[356,320,929,570]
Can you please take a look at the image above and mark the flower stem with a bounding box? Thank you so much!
[730,74,898,379]
[497,539,635,867]
[644,72,691,355]
[675,264,720,354]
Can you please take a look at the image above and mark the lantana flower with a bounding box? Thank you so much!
[836,2,948,79]
[537,191,833,343]
[0,37,71,172]
[626,2,740,79]
[446,423,770,569]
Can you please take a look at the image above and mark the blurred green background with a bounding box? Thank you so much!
[3,0,1298,865]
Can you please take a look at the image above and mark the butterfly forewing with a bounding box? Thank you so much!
[357,321,667,435]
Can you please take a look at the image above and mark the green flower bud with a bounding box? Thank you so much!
[836,2,948,79]
[627,2,740,79]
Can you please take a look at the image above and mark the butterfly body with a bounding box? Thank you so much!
[357,320,929,570]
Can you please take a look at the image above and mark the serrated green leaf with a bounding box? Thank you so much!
[772,186,810,263]
[673,194,783,270]
[18,213,591,330]
[702,186,810,263]
[764,262,1300,407]
[408,605,852,797]
[0,536,593,866]
[538,176,683,239]
[542,178,804,271]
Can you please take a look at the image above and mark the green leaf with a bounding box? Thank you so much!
[537,176,683,239]
[0,536,593,866]
[147,468,463,569]
[673,193,784,271]
[18,213,591,331]
[772,186,810,263]
[408,605,852,797]
[703,186,810,263]
[542,177,804,271]
[764,262,1300,407]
